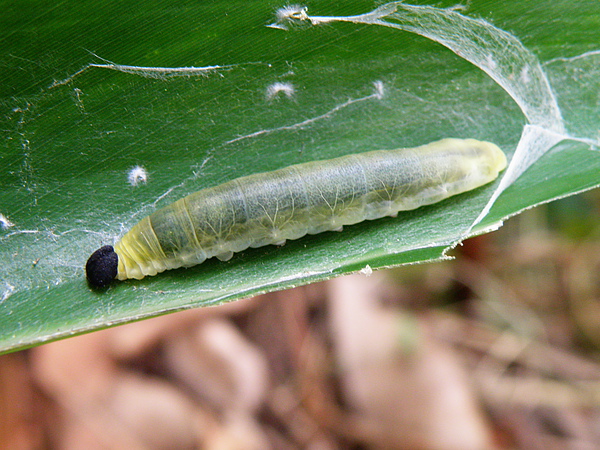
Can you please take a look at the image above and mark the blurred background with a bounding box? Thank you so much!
[2,189,600,450]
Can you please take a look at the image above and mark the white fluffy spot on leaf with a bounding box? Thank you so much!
[128,166,148,187]
[359,265,373,276]
[0,213,14,229]
[266,81,296,100]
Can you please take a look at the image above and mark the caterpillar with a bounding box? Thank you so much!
[86,138,507,288]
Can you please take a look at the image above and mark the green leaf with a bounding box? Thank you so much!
[1,0,599,353]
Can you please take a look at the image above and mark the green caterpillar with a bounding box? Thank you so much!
[86,138,507,287]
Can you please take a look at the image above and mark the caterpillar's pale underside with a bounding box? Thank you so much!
[86,138,507,287]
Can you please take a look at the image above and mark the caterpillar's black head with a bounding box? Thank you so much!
[86,245,118,288]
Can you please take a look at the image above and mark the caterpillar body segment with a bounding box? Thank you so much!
[85,138,507,288]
